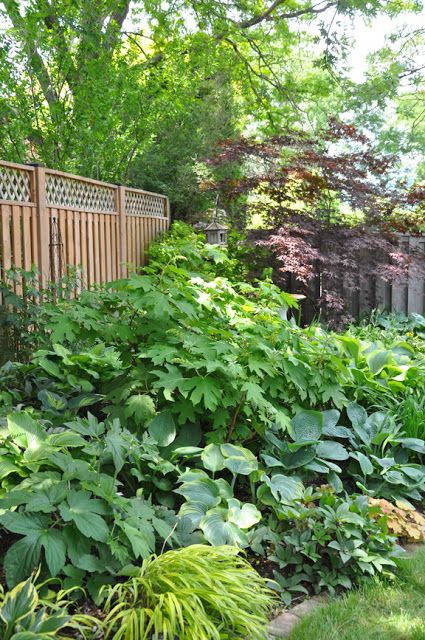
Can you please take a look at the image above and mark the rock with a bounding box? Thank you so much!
[269,612,300,637]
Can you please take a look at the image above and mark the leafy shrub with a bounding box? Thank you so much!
[102,545,275,640]
[0,410,186,591]
[267,487,399,604]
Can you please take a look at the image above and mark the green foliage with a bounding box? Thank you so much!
[260,404,425,503]
[0,225,424,614]
[0,574,98,639]
[102,545,275,640]
[267,487,399,605]
[0,410,184,591]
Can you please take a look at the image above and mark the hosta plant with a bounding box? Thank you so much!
[102,544,275,640]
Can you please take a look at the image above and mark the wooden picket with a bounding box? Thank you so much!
[0,160,170,292]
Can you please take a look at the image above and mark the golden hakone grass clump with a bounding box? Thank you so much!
[102,545,276,640]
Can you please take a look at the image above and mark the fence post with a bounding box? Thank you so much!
[165,196,171,223]
[117,185,127,278]
[31,164,50,288]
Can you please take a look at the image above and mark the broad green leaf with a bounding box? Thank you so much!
[367,350,391,374]
[40,529,66,576]
[290,410,323,442]
[7,412,46,448]
[350,451,374,476]
[37,389,67,412]
[316,441,349,461]
[175,478,221,509]
[104,423,127,472]
[262,474,304,503]
[3,537,41,587]
[148,410,176,447]
[224,456,258,476]
[0,456,22,480]
[125,394,156,425]
[58,491,109,542]
[0,511,48,536]
[347,403,368,430]
[227,499,261,528]
[200,509,248,547]
[185,377,222,411]
[201,444,225,472]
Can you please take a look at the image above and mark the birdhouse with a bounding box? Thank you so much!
[203,218,228,245]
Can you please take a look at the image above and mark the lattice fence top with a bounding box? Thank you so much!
[0,165,32,202]
[125,190,166,217]
[46,174,116,212]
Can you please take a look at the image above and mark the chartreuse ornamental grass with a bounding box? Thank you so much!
[102,545,275,640]
[286,549,425,640]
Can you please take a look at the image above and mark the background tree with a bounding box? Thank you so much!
[205,119,425,322]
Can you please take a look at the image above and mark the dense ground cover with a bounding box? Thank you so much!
[0,223,424,638]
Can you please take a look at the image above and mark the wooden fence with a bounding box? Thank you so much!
[345,235,425,318]
[0,160,170,289]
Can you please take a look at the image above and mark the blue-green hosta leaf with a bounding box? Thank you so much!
[327,470,343,493]
[261,454,283,468]
[397,438,425,454]
[224,456,258,476]
[227,499,261,529]
[58,491,110,542]
[347,403,368,430]
[349,451,374,476]
[201,444,225,473]
[316,441,349,461]
[280,446,316,470]
[179,502,207,528]
[322,410,340,433]
[148,410,176,447]
[175,478,221,510]
[290,410,323,442]
[367,350,392,374]
[200,509,249,547]
[262,474,304,503]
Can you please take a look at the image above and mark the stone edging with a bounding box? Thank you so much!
[268,595,327,638]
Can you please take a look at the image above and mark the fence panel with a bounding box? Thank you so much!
[0,160,170,292]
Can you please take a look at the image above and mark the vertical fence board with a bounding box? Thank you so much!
[23,207,32,271]
[1,204,12,272]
